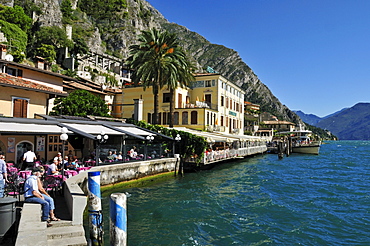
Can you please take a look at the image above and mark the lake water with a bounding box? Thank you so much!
[100,140,370,245]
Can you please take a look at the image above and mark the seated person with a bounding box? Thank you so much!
[37,168,60,221]
[130,146,138,159]
[66,156,79,170]
[62,156,69,166]
[53,152,63,168]
[47,160,60,175]
[24,168,52,226]
[106,151,115,161]
[112,151,118,161]
[117,152,123,161]
[151,150,157,159]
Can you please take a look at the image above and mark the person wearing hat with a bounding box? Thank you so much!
[53,152,63,168]
[24,167,52,226]
[0,155,8,197]
[36,168,60,221]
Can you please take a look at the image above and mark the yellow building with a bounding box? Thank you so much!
[0,59,67,118]
[120,73,245,135]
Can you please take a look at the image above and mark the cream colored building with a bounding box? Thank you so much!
[0,59,68,118]
[120,73,245,135]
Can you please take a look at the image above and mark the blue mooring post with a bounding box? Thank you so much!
[110,193,127,246]
[88,171,103,246]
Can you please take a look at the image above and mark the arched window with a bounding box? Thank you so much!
[191,111,198,124]
[182,112,188,125]
[158,112,162,125]
[174,112,179,125]
[147,113,152,124]
[162,112,168,125]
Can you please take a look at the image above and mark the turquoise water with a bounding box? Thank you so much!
[101,141,370,245]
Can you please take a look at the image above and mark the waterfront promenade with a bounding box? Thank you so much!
[11,157,179,246]
[7,147,267,245]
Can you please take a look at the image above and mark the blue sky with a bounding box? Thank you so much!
[148,0,370,117]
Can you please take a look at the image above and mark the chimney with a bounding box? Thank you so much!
[35,56,46,70]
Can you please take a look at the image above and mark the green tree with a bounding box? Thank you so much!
[60,0,73,24]
[34,26,73,49]
[0,5,32,32]
[14,0,42,18]
[78,0,127,20]
[71,36,89,56]
[0,20,27,62]
[126,28,194,126]
[50,90,111,117]
[36,44,56,63]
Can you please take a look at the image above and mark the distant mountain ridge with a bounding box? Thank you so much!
[293,110,322,125]
[296,103,370,140]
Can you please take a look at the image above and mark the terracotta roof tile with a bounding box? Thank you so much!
[0,73,67,95]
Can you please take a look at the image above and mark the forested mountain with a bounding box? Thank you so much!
[1,0,302,124]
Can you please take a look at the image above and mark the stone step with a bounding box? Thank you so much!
[47,225,84,240]
[47,235,87,246]
[47,219,73,227]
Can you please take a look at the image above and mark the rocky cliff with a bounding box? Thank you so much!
[6,0,301,123]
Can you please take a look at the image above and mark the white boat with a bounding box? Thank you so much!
[280,125,321,155]
[292,140,321,154]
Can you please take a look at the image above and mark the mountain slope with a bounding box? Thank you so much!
[7,0,302,124]
[316,103,370,140]
[293,110,322,125]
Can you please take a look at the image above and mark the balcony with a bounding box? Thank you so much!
[184,101,218,110]
[206,125,225,132]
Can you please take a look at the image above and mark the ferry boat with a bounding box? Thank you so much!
[290,127,321,155]
[279,125,321,155]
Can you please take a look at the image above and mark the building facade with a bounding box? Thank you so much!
[120,73,245,135]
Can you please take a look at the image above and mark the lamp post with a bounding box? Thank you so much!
[145,134,154,160]
[60,127,68,182]
[173,134,181,157]
[174,134,182,177]
[96,131,108,166]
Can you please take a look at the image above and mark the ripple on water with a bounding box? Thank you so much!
[99,141,370,245]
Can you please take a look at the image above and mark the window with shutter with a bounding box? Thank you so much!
[13,98,28,118]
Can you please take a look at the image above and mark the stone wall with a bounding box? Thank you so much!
[64,158,179,225]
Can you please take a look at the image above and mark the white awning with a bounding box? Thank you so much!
[171,127,263,142]
[212,132,261,141]
[113,126,156,136]
[171,127,228,142]
[0,122,70,134]
[64,123,126,135]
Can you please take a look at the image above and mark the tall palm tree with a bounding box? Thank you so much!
[166,56,195,127]
[126,27,194,126]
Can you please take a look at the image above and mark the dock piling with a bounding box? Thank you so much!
[88,171,103,246]
[109,193,127,246]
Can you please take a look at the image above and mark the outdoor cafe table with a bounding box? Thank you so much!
[18,170,31,179]
[77,167,92,172]
[84,161,96,166]
[64,170,78,178]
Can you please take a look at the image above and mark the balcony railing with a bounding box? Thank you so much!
[184,101,218,110]
[206,125,225,132]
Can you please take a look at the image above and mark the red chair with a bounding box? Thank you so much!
[18,170,31,179]
[43,175,62,197]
